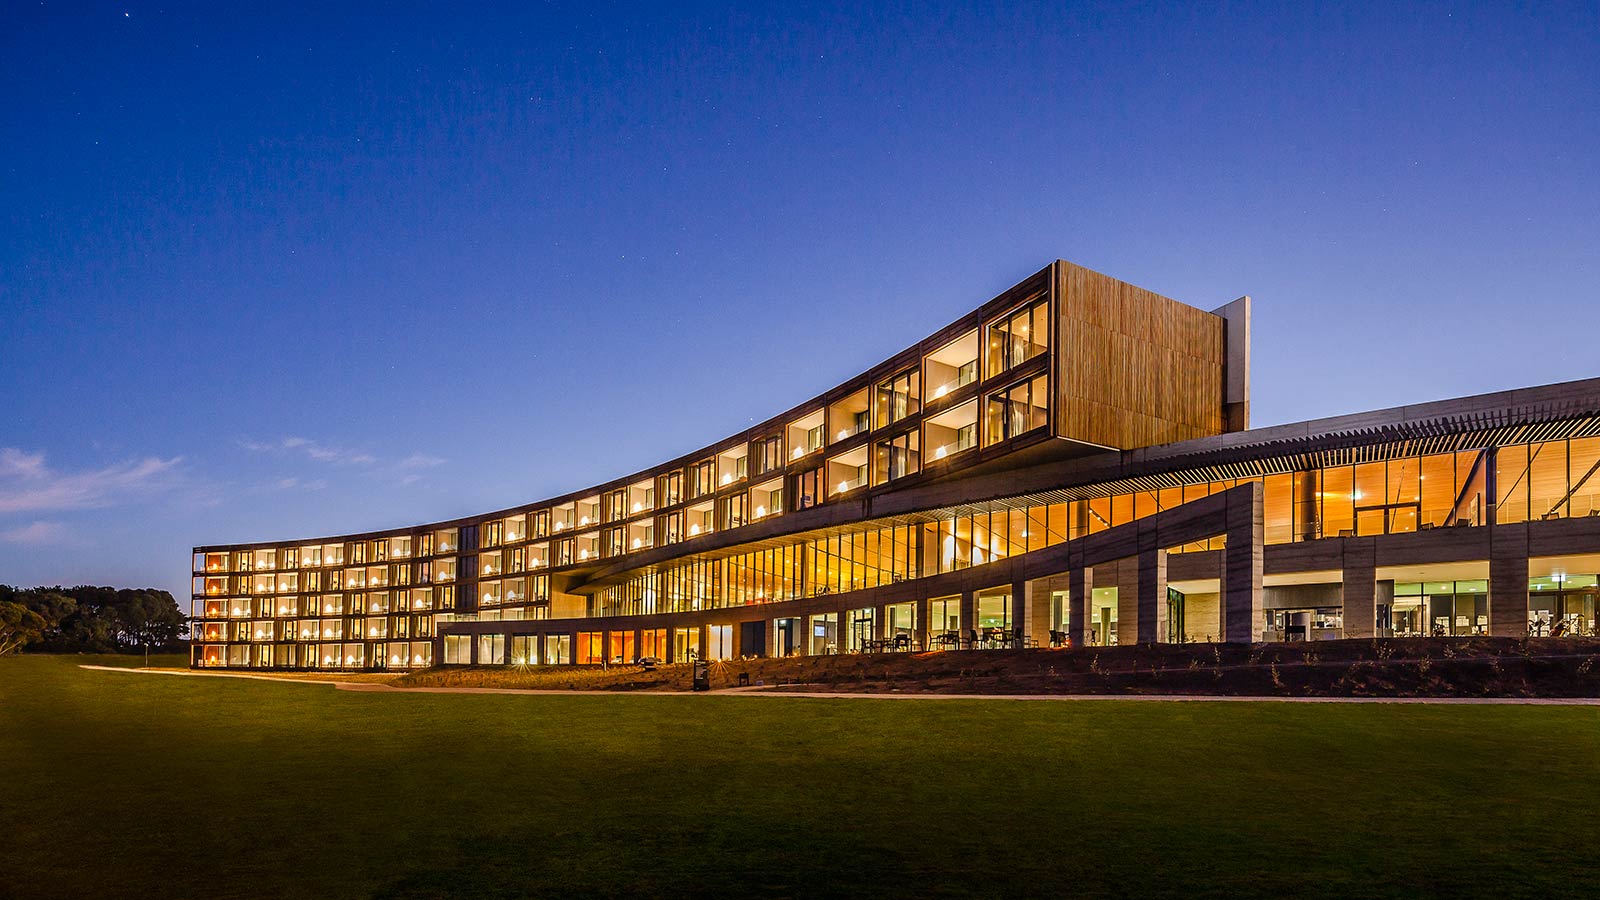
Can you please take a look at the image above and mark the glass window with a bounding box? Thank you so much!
[602,489,627,523]
[826,447,870,497]
[716,446,748,488]
[656,511,684,545]
[657,471,683,507]
[927,597,959,638]
[511,635,538,665]
[707,624,733,660]
[577,631,604,665]
[924,329,979,402]
[751,435,783,476]
[983,375,1048,446]
[686,502,715,537]
[1528,440,1569,521]
[1321,466,1354,538]
[627,520,654,551]
[544,633,571,665]
[875,369,920,429]
[478,634,505,666]
[828,389,871,444]
[785,410,825,462]
[443,635,471,665]
[551,503,576,533]
[924,400,977,462]
[751,478,783,520]
[672,627,700,663]
[985,297,1048,378]
[791,468,821,511]
[873,431,919,484]
[627,480,654,516]
[808,613,839,655]
[719,493,750,530]
[576,496,600,528]
[689,460,717,499]
[481,519,504,548]
[1569,437,1600,518]
[1496,445,1530,524]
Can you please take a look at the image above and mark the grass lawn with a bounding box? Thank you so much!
[3,656,1598,899]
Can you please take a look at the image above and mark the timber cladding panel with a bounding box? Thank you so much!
[1053,260,1225,449]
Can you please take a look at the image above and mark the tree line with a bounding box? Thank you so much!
[0,585,188,657]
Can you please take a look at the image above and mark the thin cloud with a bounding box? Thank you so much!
[268,477,328,492]
[239,437,446,486]
[0,520,68,545]
[393,453,447,471]
[0,448,184,514]
[239,437,376,466]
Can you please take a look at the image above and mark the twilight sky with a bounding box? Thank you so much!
[2,2,1597,601]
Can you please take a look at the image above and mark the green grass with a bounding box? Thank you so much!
[3,655,1599,899]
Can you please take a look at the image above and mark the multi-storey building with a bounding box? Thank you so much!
[191,260,1600,670]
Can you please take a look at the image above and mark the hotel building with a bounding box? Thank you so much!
[191,261,1600,670]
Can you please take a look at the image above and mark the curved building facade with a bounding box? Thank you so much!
[192,261,1600,670]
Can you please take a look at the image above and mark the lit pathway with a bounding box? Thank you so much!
[77,665,1600,704]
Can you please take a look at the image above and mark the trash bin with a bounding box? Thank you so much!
[692,660,710,692]
[737,671,750,687]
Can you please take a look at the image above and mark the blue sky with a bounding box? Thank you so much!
[2,1,1597,600]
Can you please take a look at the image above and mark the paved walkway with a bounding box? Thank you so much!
[78,665,1600,704]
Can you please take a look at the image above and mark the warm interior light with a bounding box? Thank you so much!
[721,473,733,485]
[689,524,701,536]
[631,538,642,549]
[632,502,642,512]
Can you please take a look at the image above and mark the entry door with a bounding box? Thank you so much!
[740,620,767,658]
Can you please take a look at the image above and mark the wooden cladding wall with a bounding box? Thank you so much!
[1053,260,1226,450]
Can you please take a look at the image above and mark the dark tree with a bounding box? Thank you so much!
[0,601,48,657]
[4,585,187,655]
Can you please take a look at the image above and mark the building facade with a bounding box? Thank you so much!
[191,261,1600,670]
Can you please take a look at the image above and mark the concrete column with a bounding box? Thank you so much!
[1114,562,1139,647]
[1067,566,1092,648]
[1024,577,1051,647]
[1490,523,1530,636]
[1223,481,1265,643]
[915,595,931,650]
[1376,580,1396,636]
[958,589,976,643]
[1136,547,1168,644]
[1341,538,1377,639]
[874,602,890,640]
[729,622,743,659]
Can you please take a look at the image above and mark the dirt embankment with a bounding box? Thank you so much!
[393,637,1600,697]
